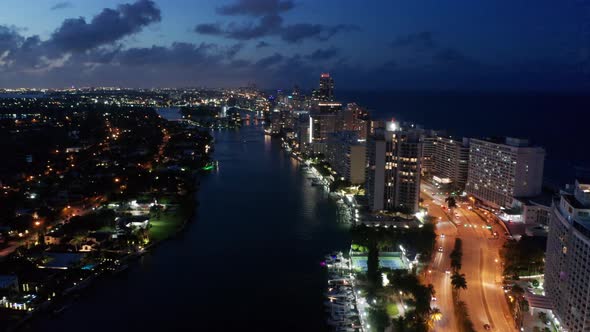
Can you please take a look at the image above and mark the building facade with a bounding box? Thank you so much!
[366,122,422,214]
[317,73,335,101]
[326,132,366,185]
[545,179,590,331]
[338,103,370,140]
[421,136,436,176]
[465,137,545,208]
[431,136,470,191]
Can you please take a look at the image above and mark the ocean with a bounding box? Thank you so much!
[338,91,590,187]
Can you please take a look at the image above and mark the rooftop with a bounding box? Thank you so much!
[562,194,586,209]
[473,136,539,148]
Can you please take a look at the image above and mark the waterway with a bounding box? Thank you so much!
[27,122,351,331]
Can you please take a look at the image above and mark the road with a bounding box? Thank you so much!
[421,182,516,332]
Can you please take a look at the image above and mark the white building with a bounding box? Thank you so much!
[431,136,470,191]
[465,137,545,209]
[545,179,590,331]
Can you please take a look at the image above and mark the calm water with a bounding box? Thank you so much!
[28,123,350,331]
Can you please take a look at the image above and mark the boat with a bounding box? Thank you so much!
[328,278,352,285]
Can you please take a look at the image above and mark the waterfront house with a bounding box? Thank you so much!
[79,241,97,252]
[44,231,65,246]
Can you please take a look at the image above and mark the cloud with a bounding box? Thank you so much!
[226,43,244,58]
[306,47,339,61]
[48,0,161,52]
[195,16,358,43]
[116,42,217,66]
[281,23,358,43]
[194,23,224,35]
[0,13,586,92]
[0,1,162,73]
[256,41,270,48]
[223,14,283,40]
[217,0,295,16]
[195,0,358,43]
[0,26,24,54]
[255,52,284,67]
[386,31,482,71]
[50,2,73,10]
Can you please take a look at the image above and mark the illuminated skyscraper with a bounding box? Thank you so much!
[366,122,422,214]
[317,73,334,101]
[545,178,590,331]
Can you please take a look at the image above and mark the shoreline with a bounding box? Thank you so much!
[10,169,208,331]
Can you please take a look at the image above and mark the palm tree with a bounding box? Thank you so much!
[427,308,443,330]
[451,272,467,297]
[427,284,435,298]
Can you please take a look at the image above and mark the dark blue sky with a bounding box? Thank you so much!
[0,0,587,90]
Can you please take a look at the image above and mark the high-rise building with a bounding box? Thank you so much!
[544,178,590,331]
[309,112,337,154]
[326,132,366,185]
[421,136,437,176]
[337,103,370,140]
[295,112,310,150]
[308,102,341,154]
[431,136,470,191]
[317,73,335,101]
[366,122,422,214]
[465,137,545,209]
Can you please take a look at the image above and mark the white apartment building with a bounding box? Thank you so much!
[545,179,590,331]
[465,137,545,209]
[431,136,470,191]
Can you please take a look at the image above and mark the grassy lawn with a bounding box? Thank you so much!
[148,196,195,242]
[98,226,116,232]
[386,303,399,317]
[149,212,185,242]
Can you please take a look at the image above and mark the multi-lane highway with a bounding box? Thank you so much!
[422,182,516,332]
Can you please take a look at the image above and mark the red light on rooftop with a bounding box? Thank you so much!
[320,73,330,78]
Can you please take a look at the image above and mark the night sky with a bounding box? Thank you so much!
[0,0,587,90]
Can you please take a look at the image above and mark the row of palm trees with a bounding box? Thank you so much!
[451,271,467,294]
[449,236,474,332]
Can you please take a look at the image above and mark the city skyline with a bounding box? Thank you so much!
[1,2,590,332]
[0,0,588,90]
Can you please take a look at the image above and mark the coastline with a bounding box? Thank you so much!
[8,103,213,331]
[10,169,206,332]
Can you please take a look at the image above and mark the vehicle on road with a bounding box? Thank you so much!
[438,247,444,252]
